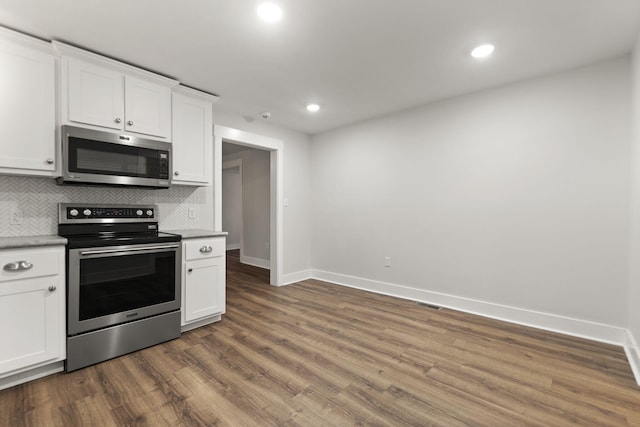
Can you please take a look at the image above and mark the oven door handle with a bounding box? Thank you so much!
[79,244,180,256]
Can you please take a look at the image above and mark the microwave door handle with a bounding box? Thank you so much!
[79,244,180,256]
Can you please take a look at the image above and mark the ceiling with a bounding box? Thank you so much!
[1,1,639,135]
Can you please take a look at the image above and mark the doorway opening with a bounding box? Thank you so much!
[222,146,271,270]
[214,125,283,286]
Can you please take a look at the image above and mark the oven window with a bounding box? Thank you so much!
[68,137,161,178]
[79,251,175,320]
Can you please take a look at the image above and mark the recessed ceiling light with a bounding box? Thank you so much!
[306,104,320,112]
[471,44,495,59]
[257,2,283,22]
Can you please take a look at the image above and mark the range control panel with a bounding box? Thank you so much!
[59,204,157,223]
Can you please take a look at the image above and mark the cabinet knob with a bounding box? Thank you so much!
[127,120,134,126]
[115,118,122,124]
[199,246,213,254]
[48,285,56,292]
[174,171,180,176]
[188,268,193,273]
[46,158,54,165]
[3,261,33,271]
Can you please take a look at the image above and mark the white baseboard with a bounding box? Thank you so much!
[310,269,626,346]
[624,330,640,386]
[241,255,270,270]
[0,361,64,391]
[282,269,312,285]
[181,314,222,333]
[226,243,240,250]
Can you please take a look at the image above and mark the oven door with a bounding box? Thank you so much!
[67,242,181,335]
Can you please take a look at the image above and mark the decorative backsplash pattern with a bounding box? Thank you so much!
[0,176,210,237]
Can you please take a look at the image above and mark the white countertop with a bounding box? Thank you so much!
[163,229,228,239]
[0,235,68,249]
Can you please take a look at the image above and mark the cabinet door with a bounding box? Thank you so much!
[183,257,225,323]
[0,276,62,374]
[0,37,56,174]
[125,76,172,138]
[67,58,125,130]
[172,93,213,185]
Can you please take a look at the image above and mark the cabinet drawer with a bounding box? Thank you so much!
[184,238,225,261]
[0,247,62,283]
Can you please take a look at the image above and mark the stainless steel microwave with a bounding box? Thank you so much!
[58,125,172,188]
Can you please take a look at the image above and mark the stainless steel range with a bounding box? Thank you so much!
[58,203,182,372]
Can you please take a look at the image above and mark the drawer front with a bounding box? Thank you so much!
[184,237,225,261]
[0,247,62,283]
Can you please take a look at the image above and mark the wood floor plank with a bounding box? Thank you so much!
[1,249,639,426]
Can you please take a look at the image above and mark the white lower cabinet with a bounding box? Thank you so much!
[0,246,65,384]
[182,237,226,330]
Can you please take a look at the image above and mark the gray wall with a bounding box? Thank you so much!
[222,165,242,249]
[628,36,640,378]
[310,57,631,330]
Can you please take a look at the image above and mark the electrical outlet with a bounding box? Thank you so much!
[385,256,391,267]
[10,209,23,225]
[188,207,197,219]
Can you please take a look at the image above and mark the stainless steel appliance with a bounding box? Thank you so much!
[58,125,172,188]
[58,203,181,372]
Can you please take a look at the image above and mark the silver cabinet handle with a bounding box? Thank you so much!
[127,120,134,126]
[174,171,180,176]
[3,261,33,271]
[48,285,56,292]
[199,245,213,254]
[46,158,54,165]
[115,118,122,123]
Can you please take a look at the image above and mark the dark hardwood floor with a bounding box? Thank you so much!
[1,249,639,426]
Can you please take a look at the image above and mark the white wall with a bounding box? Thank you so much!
[223,148,271,262]
[311,57,631,337]
[214,111,312,279]
[222,165,242,249]
[627,37,640,382]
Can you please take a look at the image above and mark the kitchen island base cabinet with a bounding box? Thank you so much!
[182,237,226,331]
[0,246,65,390]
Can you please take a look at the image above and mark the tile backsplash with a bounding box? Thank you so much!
[0,176,210,237]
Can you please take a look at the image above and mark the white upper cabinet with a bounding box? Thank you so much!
[67,58,124,131]
[171,86,218,186]
[125,76,172,138]
[0,28,56,176]
[56,42,178,140]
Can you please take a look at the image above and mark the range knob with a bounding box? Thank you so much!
[136,210,143,216]
[83,209,92,216]
[146,210,153,216]
[69,209,79,217]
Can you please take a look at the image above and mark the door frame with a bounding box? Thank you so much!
[214,125,284,286]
